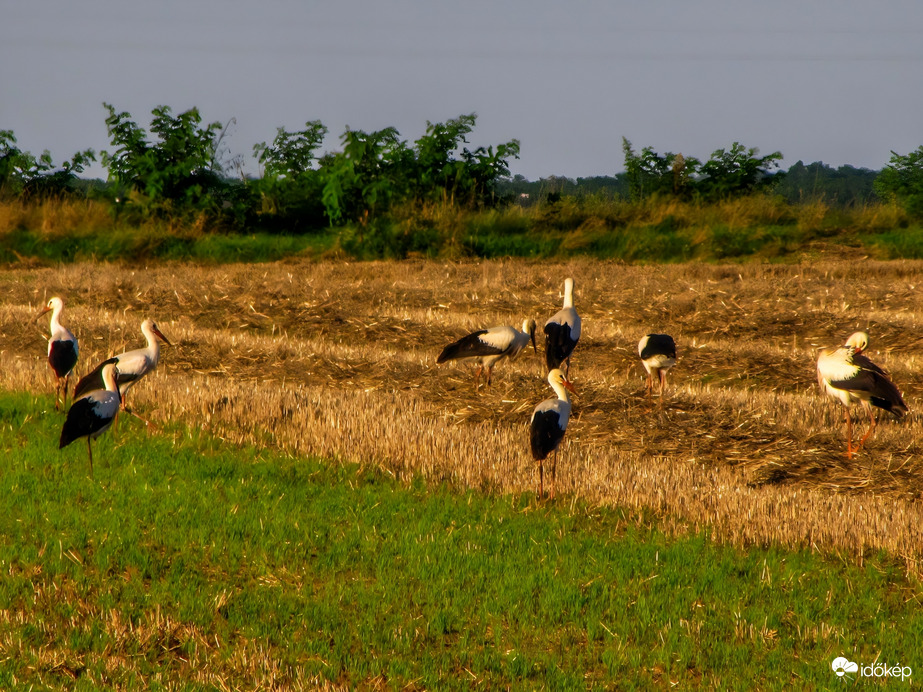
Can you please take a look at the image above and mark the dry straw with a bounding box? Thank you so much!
[5,258,923,575]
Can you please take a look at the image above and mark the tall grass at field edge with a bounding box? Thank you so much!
[2,196,922,262]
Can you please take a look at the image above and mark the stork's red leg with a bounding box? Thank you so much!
[86,437,94,477]
[550,450,557,500]
[845,408,855,458]
[857,403,877,450]
[538,461,544,499]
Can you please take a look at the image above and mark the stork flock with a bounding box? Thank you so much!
[37,278,910,491]
[437,277,678,498]
[36,297,171,473]
[437,277,910,498]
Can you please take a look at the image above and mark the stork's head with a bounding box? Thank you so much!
[143,318,172,347]
[36,296,64,321]
[548,368,577,394]
[845,331,869,354]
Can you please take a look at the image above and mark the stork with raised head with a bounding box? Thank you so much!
[816,331,908,458]
[437,319,537,392]
[74,318,171,421]
[638,333,677,400]
[59,362,120,474]
[544,277,581,376]
[530,368,577,499]
[36,296,79,410]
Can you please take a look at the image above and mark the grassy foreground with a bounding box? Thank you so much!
[1,390,921,689]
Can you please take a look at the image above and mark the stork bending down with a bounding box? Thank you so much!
[816,331,908,458]
[638,333,676,401]
[437,319,537,392]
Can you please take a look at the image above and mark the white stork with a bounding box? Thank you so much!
[544,277,581,375]
[74,318,171,421]
[530,368,577,499]
[437,319,537,392]
[816,331,908,458]
[59,362,120,474]
[638,333,677,400]
[36,296,79,410]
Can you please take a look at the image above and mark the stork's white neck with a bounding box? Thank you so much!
[551,379,572,404]
[563,278,575,309]
[50,306,63,332]
[101,364,119,392]
[141,321,153,346]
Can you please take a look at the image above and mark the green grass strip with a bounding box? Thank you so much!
[0,390,920,689]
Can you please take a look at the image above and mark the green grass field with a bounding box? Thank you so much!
[1,389,920,689]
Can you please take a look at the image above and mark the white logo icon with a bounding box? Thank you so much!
[832,657,859,677]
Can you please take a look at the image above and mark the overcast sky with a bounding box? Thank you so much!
[2,1,921,181]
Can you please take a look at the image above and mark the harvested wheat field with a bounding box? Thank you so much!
[4,258,923,572]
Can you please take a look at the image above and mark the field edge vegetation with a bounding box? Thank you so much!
[1,195,921,264]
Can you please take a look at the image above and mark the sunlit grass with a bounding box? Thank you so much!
[1,389,921,688]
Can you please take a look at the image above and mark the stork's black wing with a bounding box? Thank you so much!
[437,330,496,363]
[73,357,118,400]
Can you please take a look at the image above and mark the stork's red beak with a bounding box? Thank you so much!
[35,305,52,322]
[152,326,172,347]
[562,377,577,395]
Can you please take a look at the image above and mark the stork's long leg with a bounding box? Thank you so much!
[550,450,558,500]
[538,461,544,498]
[123,407,157,431]
[856,402,878,451]
[845,407,855,458]
[86,437,94,477]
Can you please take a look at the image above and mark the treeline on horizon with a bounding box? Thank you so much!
[2,103,923,261]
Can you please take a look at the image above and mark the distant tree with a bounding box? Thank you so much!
[251,121,329,230]
[319,126,411,224]
[696,143,783,200]
[622,138,699,200]
[776,161,879,206]
[253,120,328,178]
[874,146,923,218]
[0,129,94,199]
[318,114,518,224]
[100,103,225,211]
[408,113,519,205]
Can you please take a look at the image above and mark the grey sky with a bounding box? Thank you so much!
[2,1,922,181]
